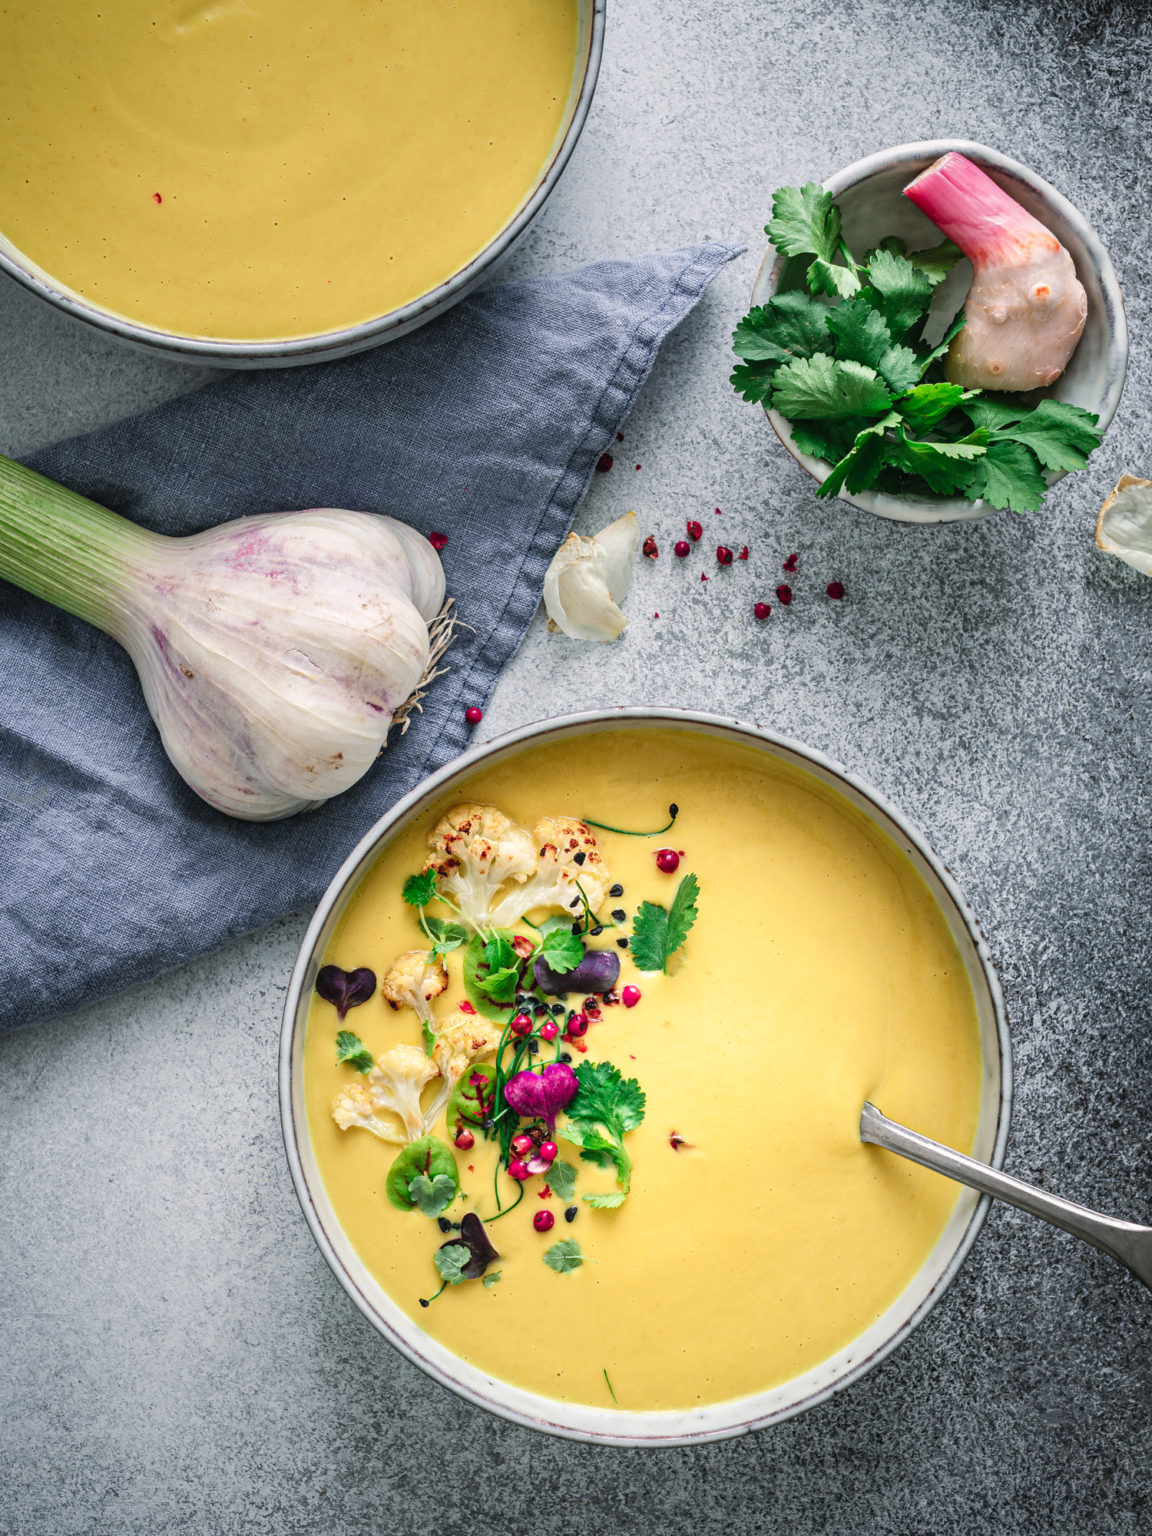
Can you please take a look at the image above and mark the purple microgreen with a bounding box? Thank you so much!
[316,964,377,1020]
[441,1211,499,1279]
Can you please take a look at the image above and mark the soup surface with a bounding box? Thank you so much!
[303,730,983,1412]
[1,0,578,339]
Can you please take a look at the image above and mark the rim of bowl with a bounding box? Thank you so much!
[0,0,605,368]
[279,707,1012,1445]
[753,138,1129,526]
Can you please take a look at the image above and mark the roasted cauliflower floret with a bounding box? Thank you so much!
[422,803,538,933]
[331,1044,440,1144]
[381,949,448,1026]
[424,1005,502,1129]
[489,816,610,928]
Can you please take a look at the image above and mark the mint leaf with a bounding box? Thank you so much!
[335,1031,373,1074]
[989,399,1102,473]
[825,297,892,369]
[547,1159,580,1202]
[964,439,1047,512]
[583,1191,627,1209]
[403,870,438,907]
[482,1270,502,1289]
[866,249,934,334]
[434,1243,472,1285]
[766,182,842,263]
[732,291,829,363]
[538,927,585,974]
[891,429,989,495]
[543,1239,585,1274]
[772,355,892,423]
[408,1172,457,1219]
[478,964,520,1004]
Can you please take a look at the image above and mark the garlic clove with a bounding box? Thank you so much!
[1096,475,1152,576]
[543,510,639,642]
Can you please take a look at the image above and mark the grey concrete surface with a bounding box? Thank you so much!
[3,1,1152,1531]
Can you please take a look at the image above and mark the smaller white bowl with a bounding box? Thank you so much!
[752,140,1128,525]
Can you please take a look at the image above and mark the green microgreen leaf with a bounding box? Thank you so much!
[420,915,469,955]
[403,870,438,907]
[771,355,893,422]
[407,1172,457,1219]
[447,1061,496,1130]
[584,1191,627,1209]
[543,1239,586,1274]
[630,872,699,974]
[537,927,585,974]
[547,1159,580,1202]
[482,1270,502,1289]
[434,1243,472,1285]
[386,1137,459,1212]
[335,1031,374,1074]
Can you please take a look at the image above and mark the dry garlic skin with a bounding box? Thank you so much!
[304,730,983,1412]
[1,0,579,339]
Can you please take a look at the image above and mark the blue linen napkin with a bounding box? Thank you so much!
[0,243,738,1031]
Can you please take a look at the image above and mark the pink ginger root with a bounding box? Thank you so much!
[904,153,1087,392]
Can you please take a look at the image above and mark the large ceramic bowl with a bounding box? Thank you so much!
[279,708,1011,1445]
[0,0,604,369]
[754,140,1128,525]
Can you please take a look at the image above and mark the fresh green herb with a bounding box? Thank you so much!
[582,803,679,837]
[419,914,469,955]
[446,1061,497,1130]
[482,1270,502,1289]
[731,186,1103,511]
[630,872,699,974]
[603,1368,618,1405]
[543,1239,586,1274]
[462,934,517,1021]
[547,1159,580,1202]
[403,870,438,907]
[562,1059,646,1199]
[420,1019,435,1056]
[474,931,521,1004]
[385,1137,459,1212]
[407,1172,457,1219]
[434,1243,472,1285]
[537,926,585,974]
[335,1030,374,1074]
[583,1191,626,1209]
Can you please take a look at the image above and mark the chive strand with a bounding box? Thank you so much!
[582,804,678,837]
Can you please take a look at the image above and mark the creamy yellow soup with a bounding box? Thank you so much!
[1,0,578,339]
[304,730,982,1411]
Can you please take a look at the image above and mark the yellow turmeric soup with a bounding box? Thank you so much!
[1,0,579,339]
[304,730,982,1411]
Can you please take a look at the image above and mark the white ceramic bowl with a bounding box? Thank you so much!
[753,140,1128,525]
[0,0,604,369]
[279,708,1011,1445]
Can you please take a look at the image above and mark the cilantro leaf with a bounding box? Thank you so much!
[537,927,585,975]
[866,249,934,335]
[482,1270,502,1289]
[543,1239,585,1274]
[816,413,901,500]
[825,297,892,369]
[896,383,972,436]
[961,393,1031,431]
[788,419,859,464]
[478,965,520,1004]
[988,398,1102,473]
[420,916,469,956]
[891,429,989,496]
[732,291,829,363]
[630,872,699,973]
[583,1191,627,1209]
[547,1159,580,1202]
[772,355,893,423]
[563,1059,647,1198]
[964,439,1047,512]
[877,344,922,396]
[434,1244,472,1285]
[730,361,776,405]
[335,1031,373,1074]
[916,312,966,378]
[807,259,862,301]
[766,181,842,263]
[907,239,964,285]
[407,1172,457,1219]
[403,870,438,907]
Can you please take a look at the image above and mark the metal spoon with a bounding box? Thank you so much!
[860,1101,1152,1293]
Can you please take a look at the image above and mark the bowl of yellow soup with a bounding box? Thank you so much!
[280,709,1010,1444]
[0,0,602,365]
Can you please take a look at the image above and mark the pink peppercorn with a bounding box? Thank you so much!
[539,1141,558,1164]
[511,1132,534,1156]
[622,985,642,1008]
[465,706,483,724]
[642,535,659,559]
[534,1210,555,1233]
[776,584,793,605]
[782,553,799,572]
[567,1013,589,1039]
[754,601,771,620]
[674,540,691,558]
[686,519,703,541]
[540,1019,559,1042]
[429,531,448,552]
[656,848,680,874]
[596,453,613,473]
[454,1129,475,1151]
[716,545,734,565]
[827,581,845,600]
[508,1159,531,1181]
[510,1013,533,1038]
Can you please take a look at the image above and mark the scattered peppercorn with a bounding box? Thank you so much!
[567,1013,589,1039]
[656,848,680,873]
[611,908,627,922]
[540,1019,559,1042]
[511,1013,533,1038]
[827,580,845,600]
[642,535,659,559]
[534,1210,556,1233]
[508,1159,531,1181]
[438,1216,452,1232]
[686,519,703,541]
[776,584,793,605]
[596,453,613,472]
[454,1129,475,1151]
[616,937,629,949]
[754,601,771,620]
[738,546,749,561]
[565,1205,579,1223]
[465,706,483,724]
[429,531,449,552]
[560,1051,573,1063]
[782,552,799,572]
[622,985,642,1008]
[674,540,691,558]
[716,545,734,565]
[609,884,624,898]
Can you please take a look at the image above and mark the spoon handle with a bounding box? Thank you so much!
[860,1102,1152,1291]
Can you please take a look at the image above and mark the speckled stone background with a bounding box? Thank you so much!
[3,1,1151,1531]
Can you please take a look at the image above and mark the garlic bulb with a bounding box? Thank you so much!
[1096,475,1152,577]
[0,453,446,820]
[543,509,639,641]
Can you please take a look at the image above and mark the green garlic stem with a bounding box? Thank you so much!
[0,452,162,636]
